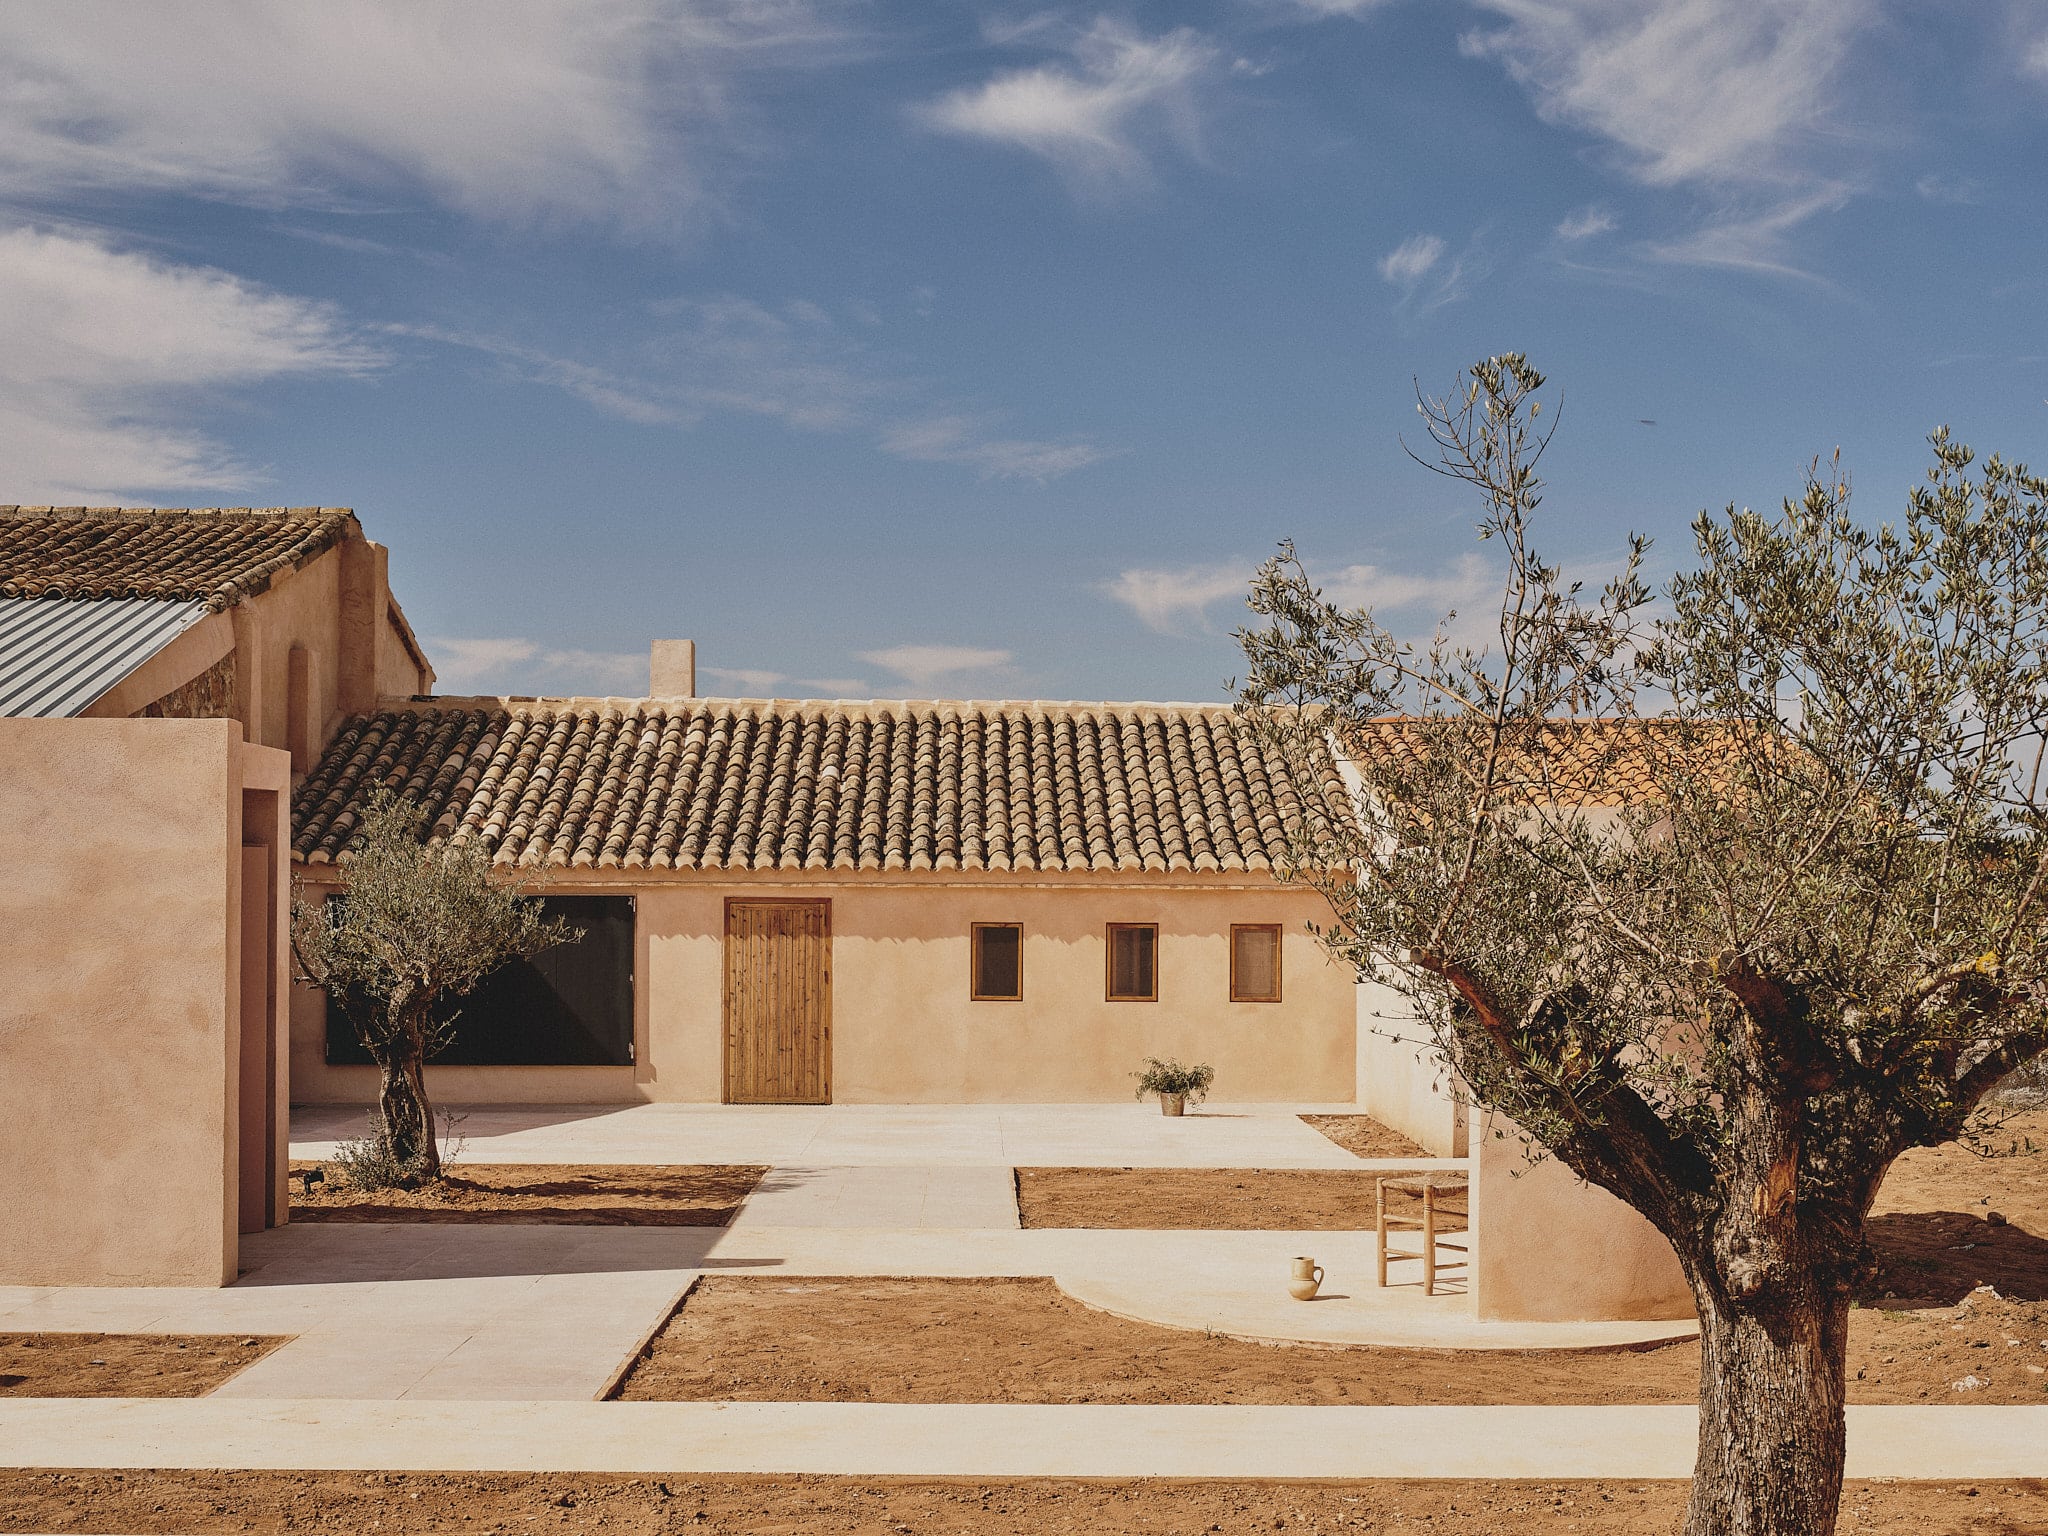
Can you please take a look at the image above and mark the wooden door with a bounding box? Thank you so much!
[724,899,832,1103]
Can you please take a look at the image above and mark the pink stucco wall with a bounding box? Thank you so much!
[0,719,288,1286]
[1470,1110,1693,1323]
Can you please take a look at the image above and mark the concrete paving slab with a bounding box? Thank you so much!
[209,1326,468,1401]
[729,1165,1020,1230]
[1,1400,2043,1480]
[291,1102,1382,1170]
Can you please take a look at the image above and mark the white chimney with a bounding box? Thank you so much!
[650,639,696,697]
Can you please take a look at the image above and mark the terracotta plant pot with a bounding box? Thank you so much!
[1160,1092,1186,1116]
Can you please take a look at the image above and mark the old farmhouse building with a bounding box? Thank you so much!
[2,505,1684,1323]
[289,693,1362,1107]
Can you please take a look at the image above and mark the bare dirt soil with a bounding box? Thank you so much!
[1017,1168,1463,1231]
[1300,1114,1432,1159]
[611,1274,2048,1406]
[1866,1112,2048,1306]
[0,1335,284,1398]
[2,1470,2041,1535]
[287,1162,767,1225]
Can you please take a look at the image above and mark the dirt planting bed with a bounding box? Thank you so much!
[0,1334,284,1398]
[610,1274,2048,1406]
[1300,1114,1433,1159]
[288,1162,767,1225]
[1016,1167,1462,1231]
[2,1470,2041,1535]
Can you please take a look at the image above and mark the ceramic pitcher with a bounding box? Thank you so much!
[1288,1255,1324,1301]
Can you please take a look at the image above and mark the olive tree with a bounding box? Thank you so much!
[1237,354,2048,1536]
[292,790,576,1185]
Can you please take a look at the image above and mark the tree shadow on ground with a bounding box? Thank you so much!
[1864,1211,2048,1305]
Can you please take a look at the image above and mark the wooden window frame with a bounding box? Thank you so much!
[1230,923,1284,1003]
[1105,922,1159,1002]
[971,921,1025,1002]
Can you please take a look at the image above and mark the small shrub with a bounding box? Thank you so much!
[328,1111,468,1192]
[1133,1057,1216,1104]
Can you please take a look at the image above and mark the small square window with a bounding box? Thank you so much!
[1231,924,1283,1003]
[1106,923,1158,1001]
[972,923,1023,1000]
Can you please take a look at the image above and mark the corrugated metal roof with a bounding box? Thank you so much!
[0,596,209,717]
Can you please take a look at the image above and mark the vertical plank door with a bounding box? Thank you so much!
[724,899,832,1103]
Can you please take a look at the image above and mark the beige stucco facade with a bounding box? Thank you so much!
[0,719,289,1287]
[290,875,1357,1107]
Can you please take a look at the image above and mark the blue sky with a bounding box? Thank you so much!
[3,2,2046,703]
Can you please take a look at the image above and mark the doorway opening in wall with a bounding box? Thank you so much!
[724,898,832,1104]
[322,894,635,1066]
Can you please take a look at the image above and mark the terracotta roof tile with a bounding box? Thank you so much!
[0,506,357,611]
[1345,717,1705,805]
[294,697,1350,875]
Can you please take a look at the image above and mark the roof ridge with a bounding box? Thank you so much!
[376,694,1248,714]
[0,505,353,518]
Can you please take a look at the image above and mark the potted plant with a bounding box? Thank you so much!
[1133,1057,1215,1116]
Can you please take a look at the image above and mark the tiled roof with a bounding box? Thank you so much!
[0,506,358,611]
[294,698,1350,875]
[1345,717,1692,805]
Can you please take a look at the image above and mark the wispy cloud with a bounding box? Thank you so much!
[1326,553,1504,654]
[429,637,645,696]
[1377,233,1445,285]
[1322,553,1498,614]
[2023,31,2048,81]
[401,298,1107,482]
[1461,1,1871,190]
[1643,183,1850,283]
[1914,173,1984,206]
[0,2,851,228]
[0,224,378,503]
[1554,204,1619,241]
[1377,231,1484,316]
[1465,2,1873,286]
[859,644,1014,693]
[881,416,1111,481]
[1100,563,1249,635]
[1275,0,1401,15]
[920,18,1217,190]
[703,665,790,694]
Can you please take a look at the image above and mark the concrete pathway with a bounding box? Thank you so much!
[728,1164,1020,1229]
[0,1221,1687,1405]
[291,1102,1390,1170]
[2,1399,2044,1480]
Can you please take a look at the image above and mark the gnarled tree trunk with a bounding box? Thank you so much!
[1684,1274,1850,1536]
[374,1021,441,1184]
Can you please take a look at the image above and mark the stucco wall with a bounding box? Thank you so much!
[1470,1110,1693,1322]
[0,719,248,1286]
[81,537,431,752]
[1355,978,1466,1155]
[290,876,1357,1106]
